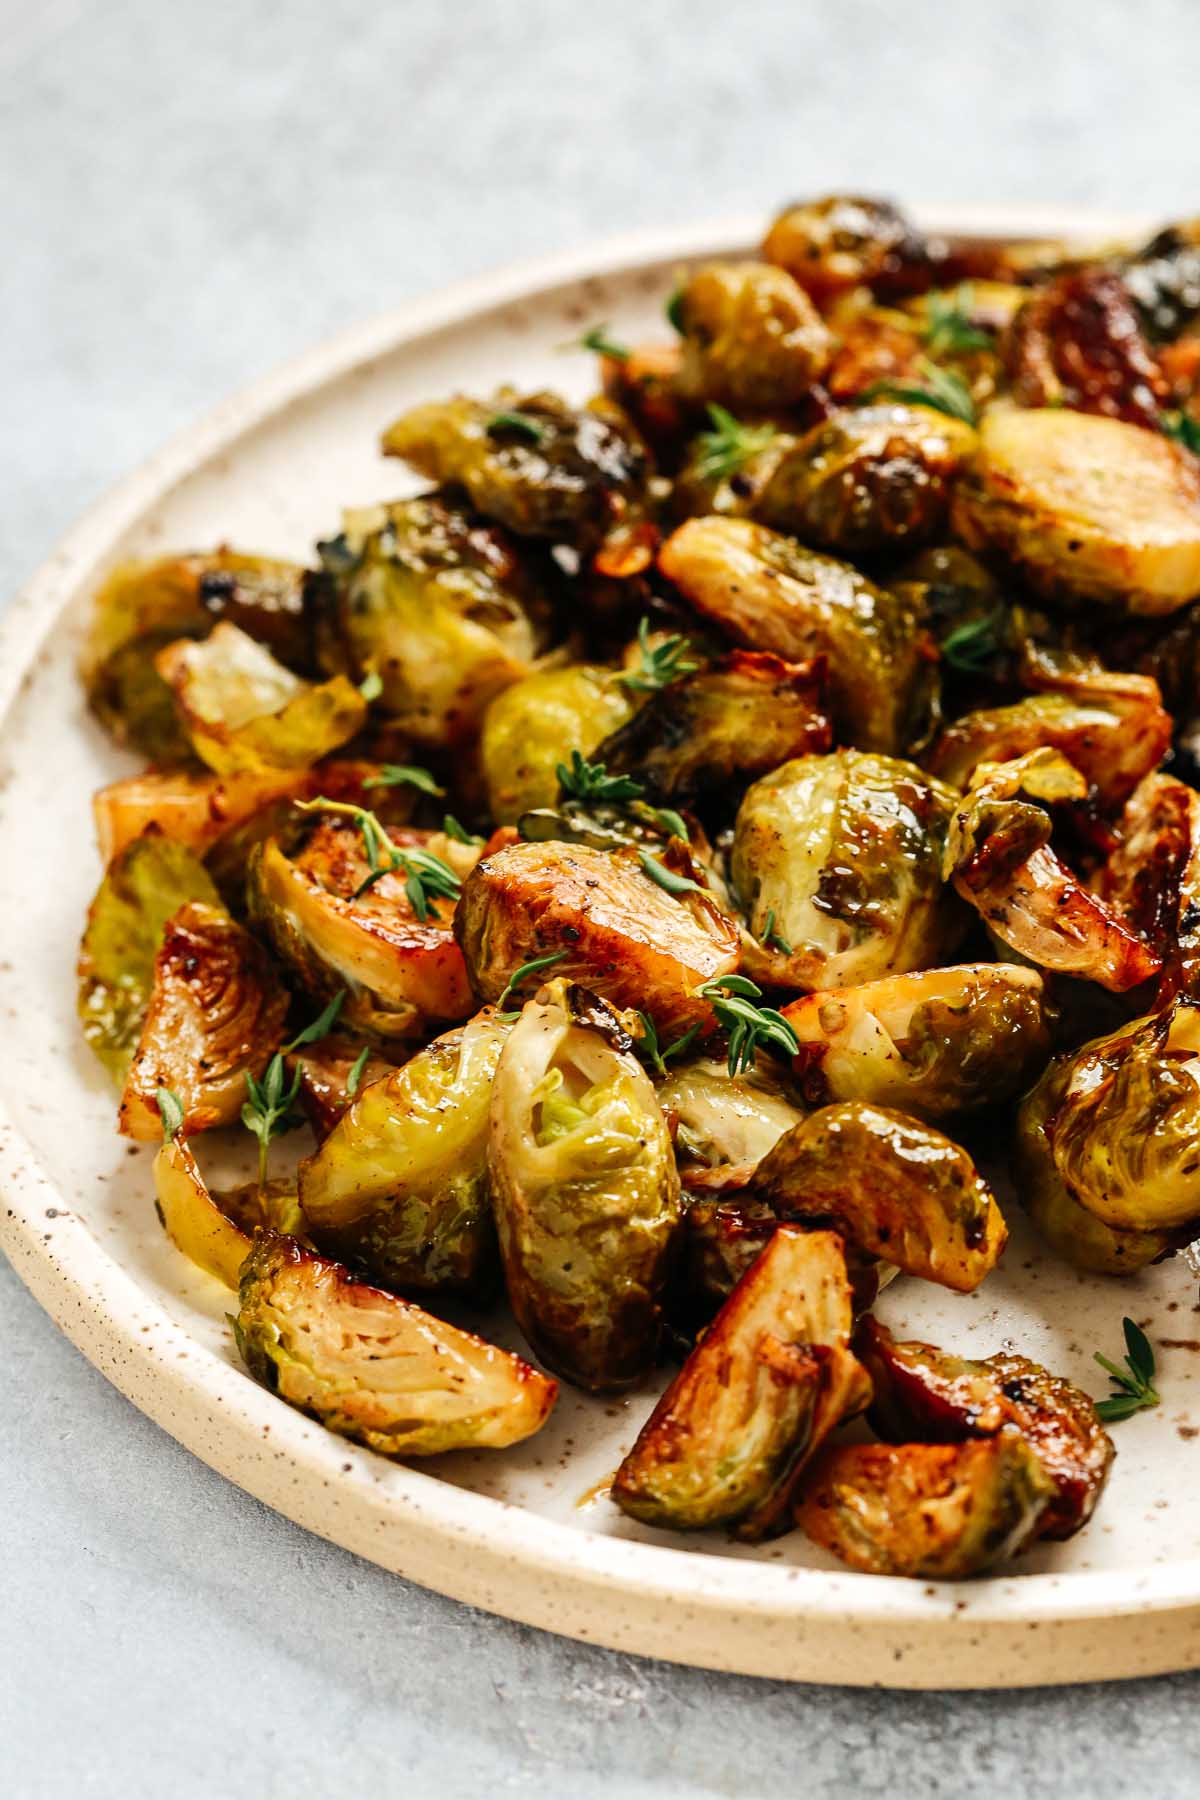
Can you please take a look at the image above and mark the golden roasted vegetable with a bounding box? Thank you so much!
[671,420,794,521]
[455,839,740,1038]
[784,963,1049,1119]
[762,195,924,301]
[286,1035,396,1139]
[118,901,288,1141]
[613,1227,869,1538]
[1003,268,1166,428]
[656,1056,805,1175]
[487,981,682,1390]
[297,1010,512,1296]
[93,765,317,866]
[672,262,833,410]
[234,1232,556,1454]
[153,1134,256,1289]
[732,752,965,992]
[952,408,1200,615]
[659,518,935,754]
[1099,772,1200,1000]
[479,664,633,824]
[754,1101,1006,1292]
[797,1438,1055,1578]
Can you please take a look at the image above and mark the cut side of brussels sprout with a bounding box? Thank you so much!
[286,1035,397,1140]
[672,262,834,410]
[659,518,936,754]
[488,980,682,1391]
[1003,269,1166,428]
[784,963,1049,1120]
[480,664,633,824]
[297,1011,512,1297]
[797,1437,1055,1578]
[455,840,740,1039]
[234,1232,557,1455]
[656,1056,806,1172]
[753,1101,1006,1293]
[153,1135,255,1289]
[158,623,367,775]
[762,195,925,301]
[1099,772,1200,1001]
[118,901,289,1141]
[612,1226,870,1539]
[93,765,318,866]
[952,408,1200,615]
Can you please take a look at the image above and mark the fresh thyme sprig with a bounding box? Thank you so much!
[156,1087,185,1142]
[442,813,485,847]
[665,285,687,334]
[639,852,704,897]
[1164,410,1200,456]
[633,1011,700,1078]
[242,991,347,1188]
[557,750,644,805]
[358,670,383,702]
[363,764,446,798]
[692,404,781,484]
[486,410,547,444]
[939,608,1007,674]
[1094,1317,1161,1423]
[619,616,701,694]
[296,797,462,915]
[696,973,799,1077]
[761,907,793,955]
[344,1043,373,1101]
[495,949,570,1017]
[864,358,979,426]
[924,285,993,357]
[562,323,631,361]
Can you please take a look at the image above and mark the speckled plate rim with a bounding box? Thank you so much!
[5,204,1199,1689]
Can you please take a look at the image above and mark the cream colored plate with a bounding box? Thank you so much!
[4,206,1199,1689]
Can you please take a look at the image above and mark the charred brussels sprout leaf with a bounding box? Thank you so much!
[480,664,633,824]
[1099,772,1200,1002]
[672,262,834,411]
[285,1034,397,1140]
[1003,268,1166,428]
[153,1135,257,1289]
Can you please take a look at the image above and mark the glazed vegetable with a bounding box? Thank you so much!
[234,1232,556,1454]
[1098,772,1200,1000]
[487,980,682,1390]
[656,1056,805,1175]
[613,1227,870,1538]
[672,262,834,410]
[761,195,924,302]
[1003,268,1166,428]
[153,1132,257,1289]
[93,765,317,866]
[479,664,633,823]
[285,1035,397,1139]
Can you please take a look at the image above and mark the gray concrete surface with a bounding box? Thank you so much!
[5,1,1200,1792]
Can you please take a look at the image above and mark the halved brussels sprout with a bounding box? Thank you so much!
[612,1226,870,1539]
[952,409,1200,615]
[1003,269,1166,428]
[732,752,965,993]
[158,623,366,775]
[296,1010,513,1296]
[858,1318,1114,1541]
[659,518,936,754]
[672,262,834,410]
[479,664,633,824]
[78,829,222,1080]
[234,1232,557,1455]
[761,195,924,301]
[1099,772,1200,1001]
[671,423,795,522]
[599,342,690,456]
[784,963,1049,1120]
[593,650,831,812]
[380,393,646,551]
[656,1056,805,1174]
[754,1101,1006,1292]
[118,901,288,1141]
[248,817,473,1041]
[675,1195,779,1321]
[797,1438,1055,1578]
[487,980,682,1391]
[455,840,740,1039]
[153,1134,256,1289]
[93,765,319,866]
[286,1035,397,1139]
[755,405,977,554]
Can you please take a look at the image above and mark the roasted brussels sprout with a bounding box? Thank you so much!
[656,1056,805,1175]
[479,664,633,824]
[952,409,1200,615]
[78,830,222,1080]
[118,901,288,1141]
[285,1034,396,1139]
[234,1232,557,1454]
[1122,217,1200,342]
[754,1101,1007,1292]
[613,1227,870,1538]
[671,420,795,522]
[797,1438,1055,1578]
[455,840,740,1038]
[1098,772,1200,1001]
[1003,269,1166,428]
[755,405,977,554]
[858,1318,1114,1540]
[761,195,924,302]
[732,751,965,992]
[599,342,690,456]
[659,518,936,754]
[153,1134,256,1289]
[297,1010,512,1296]
[487,980,682,1390]
[784,962,1049,1119]
[672,262,833,411]
[675,1195,779,1320]
[92,765,319,866]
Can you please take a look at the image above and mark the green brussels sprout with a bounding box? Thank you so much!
[286,1034,397,1140]
[655,1056,805,1174]
[479,664,633,824]
[754,1101,1007,1292]
[755,405,977,554]
[783,963,1050,1120]
[234,1232,557,1455]
[672,262,834,410]
[118,900,288,1141]
[797,1437,1055,1578]
[158,623,367,776]
[1099,772,1200,1002]
[78,829,222,1080]
[487,980,682,1391]
[671,420,796,521]
[297,1010,513,1297]
[762,195,924,302]
[659,518,936,754]
[857,1317,1115,1541]
[612,1227,870,1539]
[732,751,965,993]
[380,393,646,551]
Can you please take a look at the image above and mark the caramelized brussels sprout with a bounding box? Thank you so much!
[1122,217,1200,341]
[656,1056,805,1174]
[784,963,1049,1119]
[158,623,366,775]
[614,1227,868,1537]
[285,1035,397,1139]
[754,1101,1006,1292]
[1003,269,1166,428]
[1098,772,1200,1001]
[675,1195,779,1319]
[732,752,965,992]
[92,765,320,866]
[797,1438,1055,1578]
[381,393,646,551]
[671,421,795,521]
[823,306,925,403]
[659,518,936,754]
[297,1010,512,1296]
[858,1318,1114,1540]
[455,840,740,1038]
[118,901,288,1141]
[672,262,833,411]
[487,981,682,1390]
[78,830,222,1080]
[599,342,689,456]
[952,409,1200,615]
[761,195,924,302]
[755,405,977,554]
[234,1232,556,1454]
[153,1134,256,1289]
[479,664,633,823]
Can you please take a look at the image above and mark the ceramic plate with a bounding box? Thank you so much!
[5,206,1200,1689]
